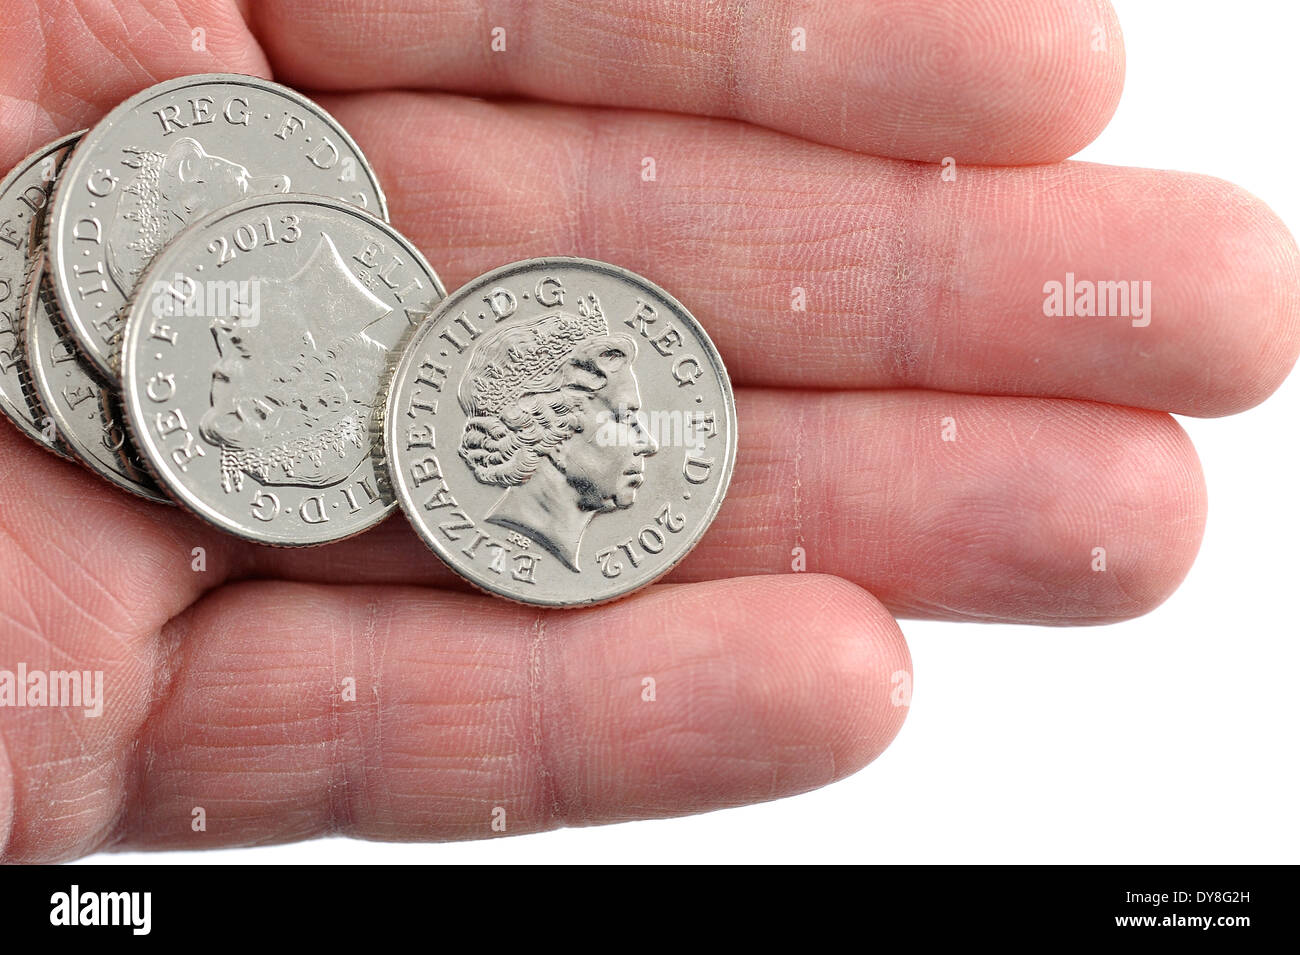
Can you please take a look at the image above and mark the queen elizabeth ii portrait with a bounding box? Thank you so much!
[457,294,659,572]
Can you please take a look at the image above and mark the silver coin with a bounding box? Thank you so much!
[25,254,168,503]
[48,73,389,378]
[121,194,445,546]
[0,131,83,453]
[385,257,737,607]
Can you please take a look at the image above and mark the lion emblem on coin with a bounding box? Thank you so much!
[106,138,289,296]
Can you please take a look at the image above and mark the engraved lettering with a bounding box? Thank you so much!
[376,255,403,289]
[414,358,449,393]
[168,431,206,471]
[306,138,339,170]
[649,326,682,357]
[484,288,517,321]
[409,455,441,486]
[672,355,703,387]
[625,300,657,335]
[535,276,564,307]
[145,371,175,403]
[188,96,216,126]
[275,113,306,141]
[250,489,280,521]
[224,96,251,126]
[438,313,481,353]
[437,512,474,541]
[405,423,435,449]
[354,241,382,269]
[154,103,189,135]
[88,170,117,197]
[299,496,329,524]
[61,383,95,410]
[154,408,189,438]
[683,455,714,484]
[73,217,103,244]
[511,553,539,583]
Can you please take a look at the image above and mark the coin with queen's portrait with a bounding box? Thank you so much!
[386,257,737,607]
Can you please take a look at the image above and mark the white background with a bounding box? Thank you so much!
[87,0,1299,864]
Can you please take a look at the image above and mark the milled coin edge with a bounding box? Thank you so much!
[25,253,171,504]
[0,131,85,454]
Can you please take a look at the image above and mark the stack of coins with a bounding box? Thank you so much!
[0,73,736,607]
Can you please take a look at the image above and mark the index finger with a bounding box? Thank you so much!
[246,0,1125,164]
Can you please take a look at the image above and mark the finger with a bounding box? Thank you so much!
[248,0,1125,164]
[0,0,269,169]
[321,91,1300,417]
[0,575,909,859]
[239,391,1205,623]
[10,389,1200,625]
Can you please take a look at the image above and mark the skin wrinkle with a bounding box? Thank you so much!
[108,607,192,852]
[526,609,560,827]
[790,398,804,559]
[24,4,52,140]
[325,599,360,835]
[884,165,929,384]
[65,1,156,98]
[58,566,904,852]
[572,108,603,261]
[37,530,137,627]
[0,522,134,655]
[0,712,13,860]
[342,596,388,832]
[717,0,753,123]
[0,0,272,164]
[356,594,387,830]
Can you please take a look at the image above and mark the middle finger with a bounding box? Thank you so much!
[322,90,1299,418]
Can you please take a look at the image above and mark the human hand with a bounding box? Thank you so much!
[0,0,1295,862]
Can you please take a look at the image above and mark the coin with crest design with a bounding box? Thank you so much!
[120,194,445,545]
[48,73,388,378]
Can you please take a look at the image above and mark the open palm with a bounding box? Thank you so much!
[1,0,1295,862]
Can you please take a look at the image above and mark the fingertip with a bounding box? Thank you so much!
[1027,408,1207,623]
[843,0,1127,163]
[771,574,913,776]
[1180,176,1300,416]
[563,575,910,813]
[1004,0,1127,163]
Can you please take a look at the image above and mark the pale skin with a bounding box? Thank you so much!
[0,0,1295,861]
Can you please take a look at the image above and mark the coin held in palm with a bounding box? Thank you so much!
[48,73,389,378]
[121,195,445,545]
[386,257,737,606]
